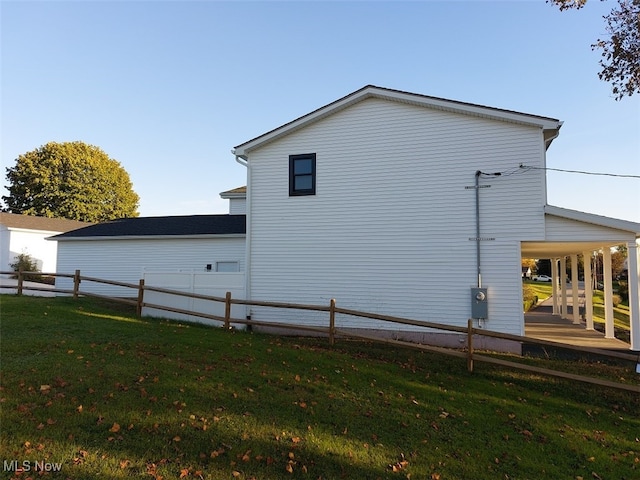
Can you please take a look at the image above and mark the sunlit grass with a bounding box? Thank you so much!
[524,280,630,330]
[1,295,638,479]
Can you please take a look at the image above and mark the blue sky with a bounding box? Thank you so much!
[2,1,639,221]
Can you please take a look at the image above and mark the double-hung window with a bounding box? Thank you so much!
[289,153,316,196]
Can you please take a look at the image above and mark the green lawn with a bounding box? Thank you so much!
[524,280,630,331]
[1,295,638,479]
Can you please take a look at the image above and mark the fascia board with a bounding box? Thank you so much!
[7,227,63,235]
[219,192,247,199]
[233,85,562,158]
[545,204,640,236]
[50,234,246,242]
[375,87,562,130]
[233,87,370,158]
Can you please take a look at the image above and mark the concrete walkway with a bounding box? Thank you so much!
[524,296,631,351]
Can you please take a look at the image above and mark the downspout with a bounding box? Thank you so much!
[234,152,251,318]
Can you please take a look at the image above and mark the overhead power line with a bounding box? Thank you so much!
[519,164,640,179]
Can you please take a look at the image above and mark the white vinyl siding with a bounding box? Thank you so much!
[228,198,246,215]
[246,97,547,335]
[55,237,245,297]
[1,228,61,274]
[545,215,636,242]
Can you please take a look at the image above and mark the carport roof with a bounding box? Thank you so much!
[521,205,640,258]
[49,214,246,240]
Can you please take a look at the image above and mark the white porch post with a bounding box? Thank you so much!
[551,258,559,315]
[571,254,580,324]
[560,257,568,319]
[582,250,594,330]
[602,247,615,339]
[628,240,640,351]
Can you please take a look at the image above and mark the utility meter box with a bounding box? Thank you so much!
[471,287,488,319]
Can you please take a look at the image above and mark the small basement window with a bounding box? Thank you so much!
[215,261,239,272]
[289,153,316,196]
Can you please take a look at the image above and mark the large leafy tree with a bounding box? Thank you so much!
[2,141,139,222]
[551,0,640,99]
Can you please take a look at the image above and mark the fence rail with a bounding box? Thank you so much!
[2,269,638,393]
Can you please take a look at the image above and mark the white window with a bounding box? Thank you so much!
[215,261,239,272]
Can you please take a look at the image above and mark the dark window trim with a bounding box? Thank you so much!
[289,153,316,196]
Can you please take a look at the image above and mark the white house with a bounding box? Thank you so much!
[232,85,640,350]
[0,213,89,276]
[51,191,246,297]
[220,186,247,215]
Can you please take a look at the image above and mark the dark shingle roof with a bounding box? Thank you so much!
[0,213,91,232]
[51,214,245,240]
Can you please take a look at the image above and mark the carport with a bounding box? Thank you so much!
[521,205,640,351]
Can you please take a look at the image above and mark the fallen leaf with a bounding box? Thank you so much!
[109,423,121,433]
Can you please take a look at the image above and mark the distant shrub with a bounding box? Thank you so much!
[611,294,622,308]
[522,284,538,311]
[615,281,628,302]
[9,253,40,282]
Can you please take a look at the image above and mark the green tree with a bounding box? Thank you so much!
[2,141,139,222]
[550,0,640,99]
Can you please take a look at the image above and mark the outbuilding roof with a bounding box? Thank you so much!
[219,186,247,198]
[0,212,91,232]
[50,214,246,241]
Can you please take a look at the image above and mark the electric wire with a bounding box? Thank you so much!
[518,164,640,179]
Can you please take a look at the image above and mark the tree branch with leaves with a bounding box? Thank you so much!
[551,0,640,99]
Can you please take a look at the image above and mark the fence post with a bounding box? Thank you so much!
[73,269,81,299]
[467,318,474,373]
[17,267,24,296]
[136,279,145,317]
[224,291,232,329]
[329,298,336,346]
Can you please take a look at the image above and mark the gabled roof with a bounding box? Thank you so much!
[545,205,640,236]
[522,205,640,258]
[220,186,247,198]
[0,212,91,232]
[233,85,563,158]
[50,214,246,241]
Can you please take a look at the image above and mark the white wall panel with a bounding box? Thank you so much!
[55,237,245,297]
[245,97,545,334]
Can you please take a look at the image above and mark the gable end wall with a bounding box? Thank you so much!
[246,98,548,335]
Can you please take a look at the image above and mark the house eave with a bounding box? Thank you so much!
[233,85,562,158]
[5,227,65,235]
[50,234,246,242]
[545,204,640,237]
